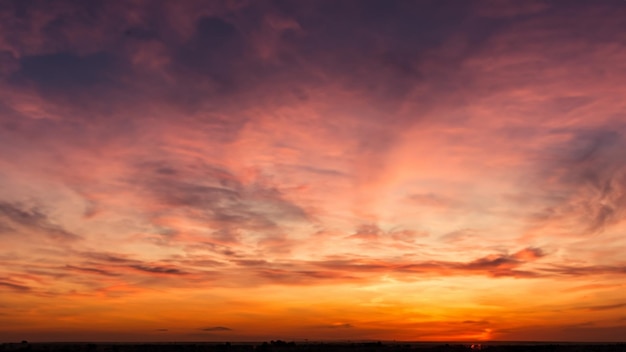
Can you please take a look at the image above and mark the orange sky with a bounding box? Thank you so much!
[1,0,626,343]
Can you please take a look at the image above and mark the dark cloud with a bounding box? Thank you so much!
[397,257,541,279]
[77,251,193,278]
[64,265,119,277]
[0,0,496,129]
[0,1,251,133]
[182,258,225,268]
[1,0,622,125]
[194,242,244,258]
[12,52,117,91]
[319,323,353,329]
[176,16,245,86]
[534,129,626,234]
[123,26,160,42]
[280,164,347,177]
[157,182,240,208]
[128,264,188,275]
[135,160,309,244]
[80,251,135,264]
[449,247,545,274]
[19,246,626,292]
[475,0,550,18]
[348,224,424,242]
[0,0,568,182]
[313,259,389,272]
[0,279,31,292]
[512,247,545,260]
[0,201,81,241]
[200,326,232,332]
[462,255,519,270]
[6,245,626,294]
[541,264,626,277]
[255,268,350,285]
[216,247,551,283]
[341,247,544,278]
[584,303,626,311]
[462,320,490,325]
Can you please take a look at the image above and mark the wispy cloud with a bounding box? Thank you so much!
[584,303,626,312]
[0,279,31,292]
[128,264,188,276]
[200,327,232,332]
[0,201,81,241]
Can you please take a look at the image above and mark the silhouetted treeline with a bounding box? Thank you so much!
[2,341,625,352]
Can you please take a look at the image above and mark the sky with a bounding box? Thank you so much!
[1,0,626,343]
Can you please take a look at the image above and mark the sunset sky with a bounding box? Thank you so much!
[1,0,626,343]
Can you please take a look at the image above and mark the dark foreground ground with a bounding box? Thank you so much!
[2,341,625,352]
